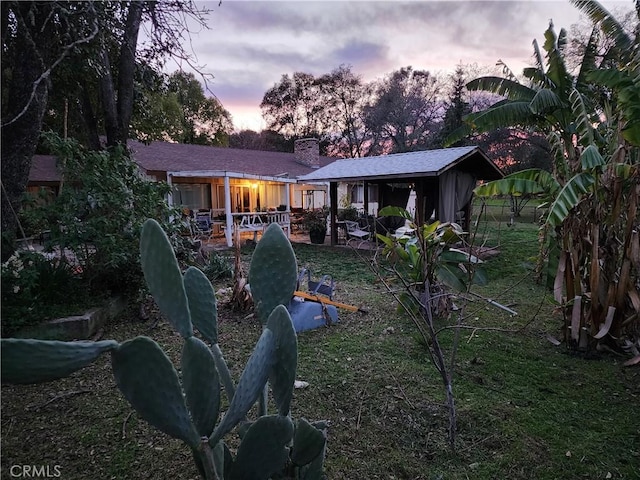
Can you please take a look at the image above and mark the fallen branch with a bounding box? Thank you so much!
[356,373,373,430]
[122,411,134,440]
[390,372,415,410]
[36,389,91,410]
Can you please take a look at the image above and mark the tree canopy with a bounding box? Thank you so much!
[1,1,212,244]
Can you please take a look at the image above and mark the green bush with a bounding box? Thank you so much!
[202,251,233,282]
[0,250,93,336]
[337,206,359,221]
[21,132,181,297]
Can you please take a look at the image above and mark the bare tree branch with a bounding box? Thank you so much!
[1,3,99,128]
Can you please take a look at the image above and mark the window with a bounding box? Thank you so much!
[348,183,378,204]
[173,183,212,211]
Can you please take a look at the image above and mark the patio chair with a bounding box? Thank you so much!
[194,211,213,240]
[344,220,370,247]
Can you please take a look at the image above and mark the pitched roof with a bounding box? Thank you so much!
[298,146,503,183]
[29,155,60,183]
[28,140,334,183]
[129,140,333,179]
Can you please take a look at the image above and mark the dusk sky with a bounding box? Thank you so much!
[168,1,635,132]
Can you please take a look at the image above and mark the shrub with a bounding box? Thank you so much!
[337,206,359,221]
[202,251,233,282]
[21,132,181,297]
[0,250,93,336]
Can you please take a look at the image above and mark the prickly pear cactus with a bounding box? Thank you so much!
[1,219,326,480]
[249,223,298,324]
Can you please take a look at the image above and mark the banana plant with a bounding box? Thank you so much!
[1,220,327,480]
[447,1,639,351]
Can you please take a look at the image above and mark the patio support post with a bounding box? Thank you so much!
[330,181,338,246]
[166,174,174,208]
[224,176,233,247]
[166,174,176,222]
[285,183,291,211]
[363,180,369,216]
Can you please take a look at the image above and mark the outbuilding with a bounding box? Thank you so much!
[297,146,503,245]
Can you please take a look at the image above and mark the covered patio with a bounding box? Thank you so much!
[297,146,504,246]
[167,170,301,247]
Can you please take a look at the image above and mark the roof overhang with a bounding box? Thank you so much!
[297,146,503,183]
[167,170,298,184]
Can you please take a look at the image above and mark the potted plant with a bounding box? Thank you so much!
[302,207,328,244]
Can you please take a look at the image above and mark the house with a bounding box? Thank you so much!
[28,141,503,248]
[28,138,332,247]
[297,146,503,245]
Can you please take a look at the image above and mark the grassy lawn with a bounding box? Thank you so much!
[1,213,638,479]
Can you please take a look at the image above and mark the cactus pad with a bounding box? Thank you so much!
[182,336,220,437]
[291,418,327,467]
[230,415,294,480]
[112,336,199,447]
[140,219,193,338]
[249,223,298,324]
[210,328,275,444]
[184,266,218,345]
[266,305,298,416]
[1,338,118,384]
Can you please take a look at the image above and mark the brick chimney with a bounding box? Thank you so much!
[294,138,320,169]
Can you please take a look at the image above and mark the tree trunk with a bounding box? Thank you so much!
[0,3,50,246]
[116,1,144,145]
[79,81,102,151]
[98,41,120,147]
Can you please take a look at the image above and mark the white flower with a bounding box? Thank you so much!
[13,285,20,294]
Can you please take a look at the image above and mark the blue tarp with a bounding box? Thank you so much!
[287,298,338,333]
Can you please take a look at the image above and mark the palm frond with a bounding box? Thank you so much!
[467,101,538,132]
[523,67,552,88]
[540,20,575,100]
[557,27,568,55]
[532,39,545,71]
[466,76,535,101]
[443,123,473,147]
[530,89,564,115]
[546,172,596,227]
[475,178,544,197]
[570,0,633,59]
[576,27,600,91]
[543,21,559,58]
[588,67,629,87]
[496,59,518,81]
[580,144,605,170]
[622,119,640,146]
[569,88,594,145]
[475,169,560,198]
[589,68,640,146]
[612,162,637,178]
[546,132,571,180]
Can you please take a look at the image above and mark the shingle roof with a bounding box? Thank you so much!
[29,155,60,183]
[28,141,334,183]
[298,146,503,182]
